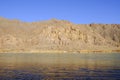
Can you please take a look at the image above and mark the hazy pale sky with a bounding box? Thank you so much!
[0,0,120,24]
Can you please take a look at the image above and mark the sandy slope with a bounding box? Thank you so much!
[0,17,120,53]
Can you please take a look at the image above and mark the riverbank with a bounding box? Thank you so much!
[0,49,120,53]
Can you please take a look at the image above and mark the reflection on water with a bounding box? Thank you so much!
[0,53,120,80]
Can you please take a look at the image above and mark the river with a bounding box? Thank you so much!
[0,53,120,80]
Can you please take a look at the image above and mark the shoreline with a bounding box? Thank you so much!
[0,49,120,54]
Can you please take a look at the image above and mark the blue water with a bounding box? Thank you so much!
[0,53,120,80]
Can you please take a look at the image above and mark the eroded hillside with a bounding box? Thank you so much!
[0,17,120,52]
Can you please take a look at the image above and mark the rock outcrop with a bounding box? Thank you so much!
[0,17,120,52]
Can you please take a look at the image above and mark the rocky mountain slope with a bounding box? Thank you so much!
[0,17,120,52]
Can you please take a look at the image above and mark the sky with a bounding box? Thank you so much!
[0,0,120,24]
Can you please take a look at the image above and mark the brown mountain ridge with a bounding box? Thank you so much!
[0,17,120,53]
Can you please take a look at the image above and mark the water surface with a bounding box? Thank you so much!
[0,53,120,80]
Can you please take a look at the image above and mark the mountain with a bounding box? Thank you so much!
[0,17,120,53]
